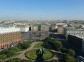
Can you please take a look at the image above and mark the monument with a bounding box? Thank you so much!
[35,48,45,62]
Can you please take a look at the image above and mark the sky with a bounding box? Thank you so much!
[0,0,84,20]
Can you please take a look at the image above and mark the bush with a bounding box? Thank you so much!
[5,58,30,62]
[0,54,7,60]
[63,54,76,62]
[17,41,31,49]
[44,37,63,51]
[52,40,62,51]
[67,49,75,56]
[0,49,8,54]
[61,48,68,53]
[6,50,17,57]
[0,47,18,58]
[5,58,21,62]
[8,47,20,52]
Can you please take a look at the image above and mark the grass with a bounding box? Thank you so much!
[34,42,44,48]
[25,49,53,60]
[43,50,53,60]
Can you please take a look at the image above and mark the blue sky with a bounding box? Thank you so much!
[0,0,84,20]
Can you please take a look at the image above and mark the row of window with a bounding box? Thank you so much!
[0,32,21,44]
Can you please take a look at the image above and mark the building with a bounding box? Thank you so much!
[0,26,20,34]
[50,25,58,31]
[38,24,49,31]
[0,26,22,49]
[0,32,22,49]
[0,25,50,49]
[21,31,50,40]
[77,56,84,62]
[49,23,67,34]
[56,23,67,27]
[31,25,39,31]
[66,28,84,53]
[67,28,84,39]
[57,25,65,34]
[16,25,30,32]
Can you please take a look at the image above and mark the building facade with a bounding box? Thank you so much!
[66,28,84,53]
[67,29,84,39]
[0,32,22,49]
[38,24,49,31]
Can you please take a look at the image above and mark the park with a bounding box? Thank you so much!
[0,37,76,62]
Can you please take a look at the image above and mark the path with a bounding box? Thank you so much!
[16,42,37,59]
[4,42,38,61]
[4,42,60,62]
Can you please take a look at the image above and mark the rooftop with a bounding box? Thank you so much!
[0,26,20,34]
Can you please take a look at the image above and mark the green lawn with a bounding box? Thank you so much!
[25,49,37,60]
[34,42,44,48]
[25,49,53,60]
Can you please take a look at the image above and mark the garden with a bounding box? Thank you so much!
[25,49,53,60]
[0,37,76,62]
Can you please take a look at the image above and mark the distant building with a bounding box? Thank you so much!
[50,23,67,34]
[56,23,67,27]
[0,26,20,34]
[38,24,49,31]
[21,31,50,40]
[50,25,58,31]
[31,25,39,31]
[16,25,30,32]
[57,25,65,34]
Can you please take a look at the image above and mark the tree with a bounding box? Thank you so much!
[52,40,62,51]
[44,37,63,51]
[0,48,17,58]
[0,54,7,60]
[6,50,17,57]
[44,37,62,50]
[17,41,30,49]
[43,37,53,49]
[61,48,67,53]
[67,49,75,56]
[8,47,20,52]
[0,49,8,54]
[63,54,76,62]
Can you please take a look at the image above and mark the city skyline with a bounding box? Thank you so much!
[0,0,84,20]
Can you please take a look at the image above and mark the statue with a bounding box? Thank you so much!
[35,48,45,62]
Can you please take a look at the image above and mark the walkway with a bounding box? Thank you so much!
[4,42,60,62]
[4,42,38,61]
[17,42,38,59]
